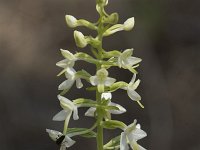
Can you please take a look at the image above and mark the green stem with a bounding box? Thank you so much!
[96,88,103,150]
[96,64,104,150]
[95,4,106,150]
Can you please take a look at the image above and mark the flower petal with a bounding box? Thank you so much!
[65,67,76,79]
[58,79,74,91]
[62,136,76,148]
[89,76,98,86]
[46,129,63,141]
[52,110,68,121]
[56,59,69,68]
[126,57,142,67]
[127,127,147,141]
[120,132,129,150]
[72,106,79,120]
[85,107,96,117]
[98,83,105,93]
[104,77,116,86]
[127,89,141,101]
[58,95,74,110]
[130,74,136,85]
[76,78,83,89]
[132,79,140,90]
[109,102,126,114]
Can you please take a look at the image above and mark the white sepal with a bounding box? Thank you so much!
[109,102,126,114]
[52,110,68,121]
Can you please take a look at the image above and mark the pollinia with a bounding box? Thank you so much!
[46,0,147,150]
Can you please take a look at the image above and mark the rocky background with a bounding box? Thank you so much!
[0,0,200,149]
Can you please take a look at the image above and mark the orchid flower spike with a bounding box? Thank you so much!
[46,129,76,150]
[120,120,147,150]
[89,68,116,93]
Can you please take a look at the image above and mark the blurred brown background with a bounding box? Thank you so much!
[0,0,200,149]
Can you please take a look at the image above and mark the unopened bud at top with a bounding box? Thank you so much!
[102,13,119,24]
[65,15,78,28]
[74,30,88,48]
[97,0,108,6]
[123,17,135,31]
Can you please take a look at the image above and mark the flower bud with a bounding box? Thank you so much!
[97,0,108,6]
[102,13,119,24]
[123,17,135,31]
[65,15,78,28]
[74,30,88,48]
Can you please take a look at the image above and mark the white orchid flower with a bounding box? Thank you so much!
[53,95,79,121]
[56,49,82,91]
[120,120,147,150]
[90,68,116,93]
[46,129,76,150]
[85,92,126,117]
[56,49,77,69]
[118,49,142,69]
[58,67,83,91]
[122,74,141,101]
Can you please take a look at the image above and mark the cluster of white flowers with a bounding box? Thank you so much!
[46,0,147,149]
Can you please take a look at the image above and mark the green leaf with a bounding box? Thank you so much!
[102,120,126,130]
[66,128,96,138]
[104,135,121,150]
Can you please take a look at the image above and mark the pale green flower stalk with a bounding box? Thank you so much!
[46,0,147,150]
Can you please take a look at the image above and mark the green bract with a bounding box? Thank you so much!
[47,0,147,150]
